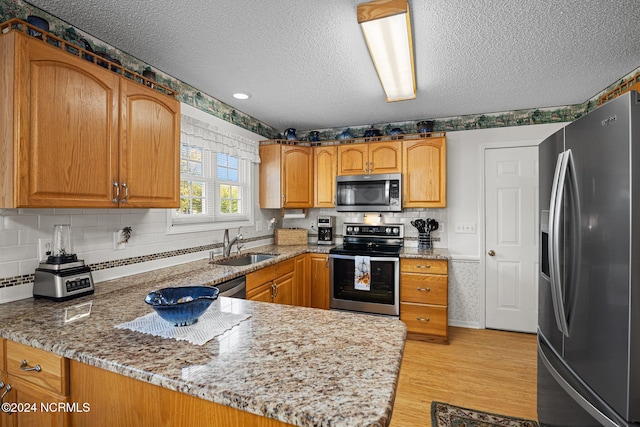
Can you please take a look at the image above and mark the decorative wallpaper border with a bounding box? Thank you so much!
[0,235,272,289]
[2,1,639,140]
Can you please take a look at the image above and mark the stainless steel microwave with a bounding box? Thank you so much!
[335,173,402,212]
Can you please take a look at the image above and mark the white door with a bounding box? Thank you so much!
[485,146,538,333]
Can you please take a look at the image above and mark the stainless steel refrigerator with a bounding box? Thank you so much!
[538,90,640,427]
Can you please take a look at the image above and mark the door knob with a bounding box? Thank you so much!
[488,250,496,256]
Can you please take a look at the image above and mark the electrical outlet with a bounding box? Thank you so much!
[310,221,315,229]
[38,238,52,261]
[255,220,263,232]
[113,231,126,250]
[455,223,476,234]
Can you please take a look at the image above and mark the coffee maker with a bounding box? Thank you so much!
[33,224,95,301]
[317,216,335,245]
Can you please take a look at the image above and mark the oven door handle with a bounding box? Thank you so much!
[328,254,400,262]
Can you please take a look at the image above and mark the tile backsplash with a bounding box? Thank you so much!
[282,208,447,247]
[0,207,278,303]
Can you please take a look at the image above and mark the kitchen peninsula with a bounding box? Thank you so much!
[0,248,407,427]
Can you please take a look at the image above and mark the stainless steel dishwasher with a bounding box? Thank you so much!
[215,275,246,299]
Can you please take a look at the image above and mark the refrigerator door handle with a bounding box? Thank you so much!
[565,150,582,333]
[549,151,570,336]
[548,152,565,334]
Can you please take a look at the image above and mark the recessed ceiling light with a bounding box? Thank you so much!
[233,92,251,100]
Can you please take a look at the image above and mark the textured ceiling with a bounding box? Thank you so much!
[27,0,640,132]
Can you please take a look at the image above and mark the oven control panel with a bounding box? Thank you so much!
[344,223,404,238]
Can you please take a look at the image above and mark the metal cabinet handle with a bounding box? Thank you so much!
[1,383,12,403]
[416,264,431,269]
[20,359,42,372]
[325,256,329,268]
[121,182,129,204]
[369,161,373,173]
[488,250,496,256]
[416,287,431,292]
[416,317,430,322]
[1,383,12,414]
[112,181,120,203]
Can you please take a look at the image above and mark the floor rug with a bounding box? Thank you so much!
[431,401,539,427]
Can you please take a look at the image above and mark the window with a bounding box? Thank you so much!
[170,145,253,232]
[216,153,242,214]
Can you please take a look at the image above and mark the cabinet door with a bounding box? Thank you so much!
[273,272,294,305]
[119,79,180,208]
[337,144,368,175]
[314,146,337,207]
[308,254,329,310]
[3,375,68,427]
[281,146,313,208]
[248,283,273,303]
[14,34,119,208]
[368,141,402,174]
[294,255,308,307]
[403,138,447,207]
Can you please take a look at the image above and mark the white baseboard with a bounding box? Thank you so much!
[448,319,482,329]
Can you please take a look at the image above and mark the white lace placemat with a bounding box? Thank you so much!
[115,307,251,346]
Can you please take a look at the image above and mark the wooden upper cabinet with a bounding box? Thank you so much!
[337,144,368,175]
[0,31,180,208]
[119,79,180,208]
[368,141,402,174]
[259,144,313,209]
[282,146,313,207]
[1,32,119,208]
[402,137,447,208]
[314,146,337,207]
[337,141,401,175]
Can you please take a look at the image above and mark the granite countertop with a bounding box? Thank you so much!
[0,243,408,427]
[399,247,451,259]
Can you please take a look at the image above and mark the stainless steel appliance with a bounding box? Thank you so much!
[317,215,335,245]
[329,223,403,316]
[538,91,640,427]
[216,275,246,299]
[335,173,401,212]
[33,225,94,301]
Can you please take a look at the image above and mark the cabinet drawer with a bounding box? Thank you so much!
[246,266,275,293]
[401,258,448,274]
[0,338,5,372]
[6,341,69,395]
[401,273,448,305]
[274,258,294,278]
[400,303,448,337]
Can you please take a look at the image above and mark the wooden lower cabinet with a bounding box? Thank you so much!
[400,259,449,343]
[1,341,69,427]
[272,272,294,305]
[246,259,295,305]
[294,255,308,307]
[69,361,293,427]
[307,254,330,310]
[3,376,69,427]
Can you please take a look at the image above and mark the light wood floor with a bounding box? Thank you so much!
[389,327,538,427]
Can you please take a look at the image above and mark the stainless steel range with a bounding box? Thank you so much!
[329,223,403,316]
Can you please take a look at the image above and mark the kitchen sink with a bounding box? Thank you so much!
[213,253,277,266]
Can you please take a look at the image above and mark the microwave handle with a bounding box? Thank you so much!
[384,180,390,204]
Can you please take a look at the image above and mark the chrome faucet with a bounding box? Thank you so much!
[223,226,244,257]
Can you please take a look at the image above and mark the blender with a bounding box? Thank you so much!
[33,224,95,301]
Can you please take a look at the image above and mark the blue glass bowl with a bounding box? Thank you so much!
[144,286,219,326]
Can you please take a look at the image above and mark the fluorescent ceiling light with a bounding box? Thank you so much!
[358,0,416,102]
[233,92,251,100]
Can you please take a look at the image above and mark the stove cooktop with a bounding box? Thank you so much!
[329,243,402,256]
